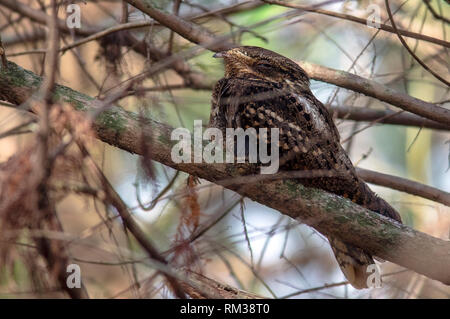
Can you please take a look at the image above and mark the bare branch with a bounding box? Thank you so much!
[332,105,449,131]
[356,168,450,207]
[124,0,232,51]
[300,62,450,127]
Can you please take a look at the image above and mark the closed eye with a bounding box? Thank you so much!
[257,63,272,69]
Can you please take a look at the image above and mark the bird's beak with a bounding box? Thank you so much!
[213,51,229,58]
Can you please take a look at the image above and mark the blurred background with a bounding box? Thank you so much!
[0,0,449,298]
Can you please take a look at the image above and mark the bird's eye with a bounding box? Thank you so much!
[257,63,272,69]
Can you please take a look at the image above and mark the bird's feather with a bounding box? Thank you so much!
[210,46,402,289]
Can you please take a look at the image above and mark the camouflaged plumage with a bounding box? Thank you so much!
[210,46,402,289]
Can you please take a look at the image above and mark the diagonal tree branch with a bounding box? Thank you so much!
[298,61,450,127]
[356,168,450,207]
[0,60,449,286]
[124,0,228,52]
[331,105,450,131]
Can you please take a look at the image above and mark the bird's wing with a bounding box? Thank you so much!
[209,76,402,289]
[213,78,346,168]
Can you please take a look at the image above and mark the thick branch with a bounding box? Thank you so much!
[1,61,449,286]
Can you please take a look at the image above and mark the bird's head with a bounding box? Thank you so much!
[213,46,309,88]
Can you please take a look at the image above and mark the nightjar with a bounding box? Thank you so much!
[209,46,402,289]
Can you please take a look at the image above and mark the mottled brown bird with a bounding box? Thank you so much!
[210,46,402,289]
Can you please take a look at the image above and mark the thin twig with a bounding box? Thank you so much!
[385,0,450,86]
[78,144,187,299]
[422,0,450,24]
[262,0,450,48]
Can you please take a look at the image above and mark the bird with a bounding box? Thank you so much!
[209,46,402,289]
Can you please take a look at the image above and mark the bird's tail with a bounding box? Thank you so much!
[327,236,374,289]
[328,179,402,289]
[353,179,402,222]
